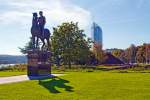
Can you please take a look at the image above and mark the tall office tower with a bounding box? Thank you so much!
[91,22,103,63]
[92,22,103,47]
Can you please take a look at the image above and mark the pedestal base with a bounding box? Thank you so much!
[27,50,51,76]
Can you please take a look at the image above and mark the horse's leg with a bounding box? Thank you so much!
[46,38,50,50]
[41,39,45,50]
[32,36,35,49]
[36,37,39,49]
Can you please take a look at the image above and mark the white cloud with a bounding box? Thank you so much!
[0,0,92,34]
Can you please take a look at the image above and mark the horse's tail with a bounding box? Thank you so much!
[44,28,51,38]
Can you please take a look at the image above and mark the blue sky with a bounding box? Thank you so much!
[0,0,150,55]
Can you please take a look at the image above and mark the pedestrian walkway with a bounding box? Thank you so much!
[0,74,63,84]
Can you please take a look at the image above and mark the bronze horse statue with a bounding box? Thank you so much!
[31,13,50,50]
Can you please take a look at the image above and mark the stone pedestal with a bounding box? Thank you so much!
[27,50,51,76]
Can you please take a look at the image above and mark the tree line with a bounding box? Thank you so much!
[111,44,150,64]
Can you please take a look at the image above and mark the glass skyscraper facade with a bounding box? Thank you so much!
[92,22,103,48]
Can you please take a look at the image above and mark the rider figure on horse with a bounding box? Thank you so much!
[38,11,46,37]
[31,11,50,50]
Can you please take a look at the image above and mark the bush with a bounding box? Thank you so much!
[0,64,27,72]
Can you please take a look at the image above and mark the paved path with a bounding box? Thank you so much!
[0,74,63,84]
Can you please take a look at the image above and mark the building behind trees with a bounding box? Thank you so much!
[91,22,103,63]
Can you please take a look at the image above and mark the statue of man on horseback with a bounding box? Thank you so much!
[38,11,46,37]
[31,11,50,50]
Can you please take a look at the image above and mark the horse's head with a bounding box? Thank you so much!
[32,12,38,27]
[32,12,37,18]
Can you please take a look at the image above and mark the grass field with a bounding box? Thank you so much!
[0,71,150,100]
[0,71,26,77]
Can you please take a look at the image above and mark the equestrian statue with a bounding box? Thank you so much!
[31,11,51,50]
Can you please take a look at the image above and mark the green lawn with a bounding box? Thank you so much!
[0,71,150,100]
[0,71,26,77]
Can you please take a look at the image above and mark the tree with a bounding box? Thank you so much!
[112,49,124,60]
[119,44,137,64]
[51,22,92,68]
[145,43,150,64]
[93,43,104,64]
[129,44,137,63]
[136,46,145,63]
[19,37,34,54]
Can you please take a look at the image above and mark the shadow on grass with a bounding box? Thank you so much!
[39,77,74,93]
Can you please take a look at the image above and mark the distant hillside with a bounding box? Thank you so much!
[0,55,27,64]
